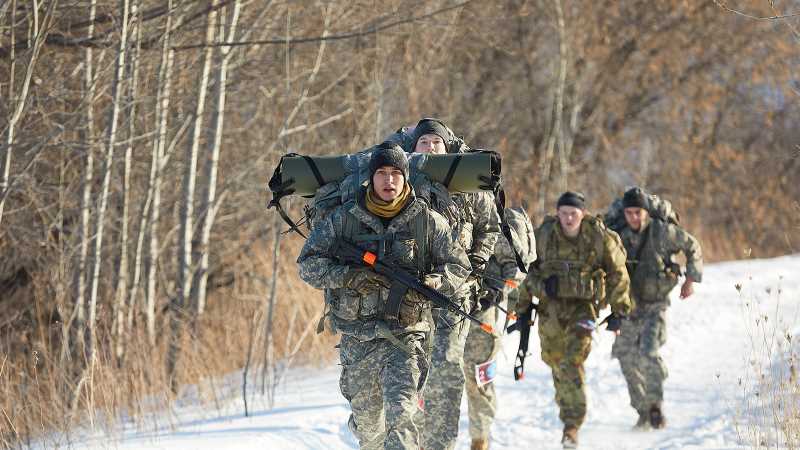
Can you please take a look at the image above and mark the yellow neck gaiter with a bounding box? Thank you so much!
[366,183,411,218]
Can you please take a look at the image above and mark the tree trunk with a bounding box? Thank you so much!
[145,0,178,347]
[537,0,567,212]
[0,0,50,227]
[166,0,218,392]
[192,0,242,318]
[114,0,141,366]
[87,0,131,363]
[67,0,97,365]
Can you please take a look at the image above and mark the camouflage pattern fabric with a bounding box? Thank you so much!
[422,306,472,450]
[297,187,470,450]
[297,190,470,340]
[617,217,703,306]
[461,206,536,440]
[418,187,500,450]
[463,304,503,440]
[518,214,632,430]
[612,215,703,416]
[611,303,668,415]
[339,332,428,450]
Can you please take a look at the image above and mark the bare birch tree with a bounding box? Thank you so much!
[167,0,219,391]
[0,0,51,227]
[192,0,242,318]
[67,0,97,364]
[87,0,131,363]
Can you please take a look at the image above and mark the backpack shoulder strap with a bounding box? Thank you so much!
[413,204,430,275]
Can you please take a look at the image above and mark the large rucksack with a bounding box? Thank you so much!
[603,188,680,232]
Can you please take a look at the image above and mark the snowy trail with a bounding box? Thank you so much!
[61,255,800,449]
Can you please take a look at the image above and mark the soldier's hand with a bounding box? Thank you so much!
[605,313,623,335]
[345,268,390,291]
[478,174,501,192]
[468,255,487,274]
[423,275,442,291]
[543,275,559,298]
[479,288,501,311]
[679,277,695,299]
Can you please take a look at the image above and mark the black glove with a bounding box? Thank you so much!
[478,174,501,192]
[478,288,501,311]
[604,313,624,333]
[469,255,487,274]
[543,275,558,298]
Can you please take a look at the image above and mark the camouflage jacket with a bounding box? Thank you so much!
[618,217,703,305]
[297,188,471,340]
[413,181,501,264]
[518,215,633,321]
[484,207,536,295]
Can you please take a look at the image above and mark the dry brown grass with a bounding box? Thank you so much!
[0,234,337,449]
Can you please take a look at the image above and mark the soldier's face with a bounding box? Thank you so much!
[414,134,447,154]
[372,166,405,202]
[624,207,649,232]
[557,206,585,237]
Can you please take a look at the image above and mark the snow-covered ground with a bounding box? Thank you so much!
[55,255,800,449]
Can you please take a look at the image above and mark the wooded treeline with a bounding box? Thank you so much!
[0,0,797,446]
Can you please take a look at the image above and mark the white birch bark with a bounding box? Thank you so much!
[0,0,49,227]
[167,0,218,389]
[144,0,178,346]
[192,0,242,317]
[87,0,131,362]
[69,0,97,363]
[114,0,141,364]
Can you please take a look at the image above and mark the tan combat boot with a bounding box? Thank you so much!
[470,437,489,450]
[561,425,578,448]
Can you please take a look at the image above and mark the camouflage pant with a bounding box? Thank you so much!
[611,304,669,415]
[538,315,593,429]
[463,305,503,440]
[421,307,471,450]
[339,332,428,450]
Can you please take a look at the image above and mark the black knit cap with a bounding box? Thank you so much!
[411,118,451,153]
[556,191,586,210]
[369,142,409,179]
[622,187,648,209]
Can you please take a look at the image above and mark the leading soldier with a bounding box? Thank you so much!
[296,144,471,449]
[517,191,633,448]
[608,187,703,430]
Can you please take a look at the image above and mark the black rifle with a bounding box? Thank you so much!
[333,240,495,334]
[506,303,538,380]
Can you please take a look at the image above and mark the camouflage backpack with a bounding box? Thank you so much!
[604,188,680,232]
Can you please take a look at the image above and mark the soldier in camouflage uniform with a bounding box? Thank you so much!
[297,144,471,450]
[463,206,536,450]
[406,119,501,450]
[517,191,633,449]
[608,187,703,430]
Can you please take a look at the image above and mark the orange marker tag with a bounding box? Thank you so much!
[508,312,517,321]
[504,279,518,289]
[362,251,377,266]
[480,323,494,334]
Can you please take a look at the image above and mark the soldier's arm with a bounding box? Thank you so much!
[670,225,704,283]
[515,227,547,313]
[602,229,634,316]
[296,213,350,289]
[426,212,472,299]
[495,236,527,293]
[468,192,501,262]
